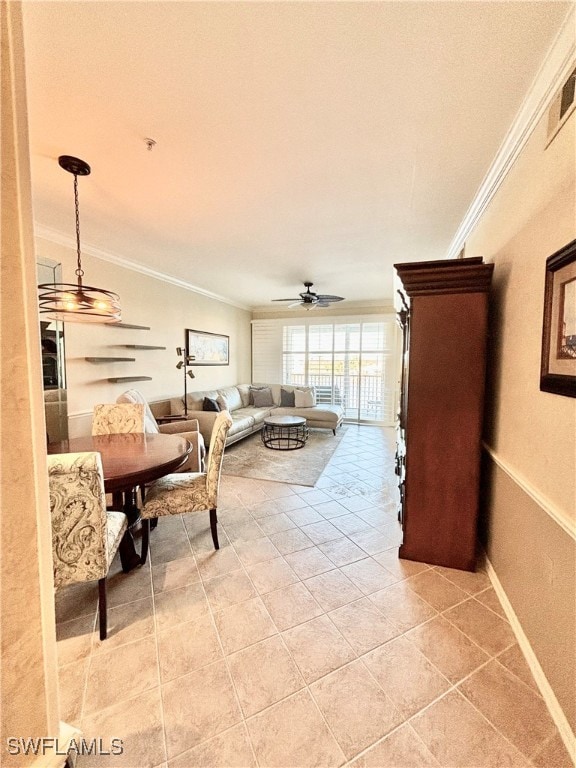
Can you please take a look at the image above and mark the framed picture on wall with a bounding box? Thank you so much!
[186,329,229,365]
[540,239,576,397]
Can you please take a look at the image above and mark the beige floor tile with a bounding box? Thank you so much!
[284,546,334,579]
[55,581,98,623]
[227,635,305,717]
[246,689,346,767]
[318,536,367,567]
[152,557,201,593]
[150,534,194,565]
[162,660,241,759]
[245,556,299,594]
[150,515,186,541]
[368,581,437,632]
[410,690,528,767]
[168,723,256,768]
[106,565,153,608]
[405,569,469,612]
[58,658,88,726]
[157,614,222,682]
[310,660,403,758]
[364,636,450,718]
[92,597,155,654]
[433,564,492,595]
[458,659,557,758]
[56,614,95,666]
[189,527,231,553]
[84,636,159,714]
[154,583,210,633]
[443,597,516,655]
[305,569,363,611]
[331,513,373,536]
[213,596,277,655]
[340,557,397,595]
[349,723,441,767]
[312,499,350,519]
[531,732,575,768]
[80,687,165,768]
[406,615,490,683]
[258,480,297,499]
[256,512,297,535]
[223,519,265,543]
[496,643,540,692]
[261,582,323,631]
[475,585,508,618]
[283,615,356,683]
[272,494,311,513]
[295,489,333,506]
[348,528,393,555]
[269,527,314,554]
[248,499,287,519]
[232,536,280,567]
[286,506,324,526]
[195,547,242,581]
[373,549,431,580]
[328,597,400,654]
[203,570,256,613]
[300,519,343,545]
[337,495,374,513]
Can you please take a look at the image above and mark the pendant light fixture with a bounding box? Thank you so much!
[38,155,121,323]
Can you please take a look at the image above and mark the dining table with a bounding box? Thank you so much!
[48,432,192,570]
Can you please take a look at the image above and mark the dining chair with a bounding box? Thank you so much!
[140,410,233,564]
[92,402,145,435]
[48,451,130,640]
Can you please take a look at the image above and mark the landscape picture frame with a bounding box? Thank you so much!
[186,329,229,366]
[540,239,576,398]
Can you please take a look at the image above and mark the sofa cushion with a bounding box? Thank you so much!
[236,384,251,407]
[280,387,295,407]
[217,386,242,411]
[294,388,315,407]
[203,397,220,412]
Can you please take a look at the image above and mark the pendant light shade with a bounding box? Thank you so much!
[38,155,121,323]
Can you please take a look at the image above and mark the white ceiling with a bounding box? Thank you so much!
[22,1,570,310]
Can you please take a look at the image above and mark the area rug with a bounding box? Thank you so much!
[222,426,347,487]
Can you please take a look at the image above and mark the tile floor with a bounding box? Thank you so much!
[55,425,572,768]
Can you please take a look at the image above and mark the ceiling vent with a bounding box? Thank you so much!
[547,65,576,146]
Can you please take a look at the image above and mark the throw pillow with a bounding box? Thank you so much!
[280,387,295,407]
[216,394,228,412]
[202,397,221,412]
[294,388,315,408]
[249,385,267,405]
[252,387,274,408]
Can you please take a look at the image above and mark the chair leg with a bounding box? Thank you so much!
[209,508,219,550]
[140,517,150,565]
[98,578,107,640]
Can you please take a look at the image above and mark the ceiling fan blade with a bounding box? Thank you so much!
[316,294,344,302]
[288,300,304,308]
[272,298,301,302]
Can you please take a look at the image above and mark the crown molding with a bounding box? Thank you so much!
[447,5,576,260]
[35,224,251,311]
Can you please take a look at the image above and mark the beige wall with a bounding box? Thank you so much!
[466,106,576,732]
[36,237,252,436]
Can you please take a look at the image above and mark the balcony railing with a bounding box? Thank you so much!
[287,374,394,424]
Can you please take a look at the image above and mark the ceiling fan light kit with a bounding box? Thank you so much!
[38,155,121,324]
[272,281,344,310]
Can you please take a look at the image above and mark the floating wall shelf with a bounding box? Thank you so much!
[107,376,153,383]
[85,357,136,363]
[109,323,150,330]
[123,345,166,350]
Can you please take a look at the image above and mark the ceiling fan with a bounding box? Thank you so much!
[272,281,345,309]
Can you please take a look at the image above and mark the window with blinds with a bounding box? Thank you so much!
[252,317,397,425]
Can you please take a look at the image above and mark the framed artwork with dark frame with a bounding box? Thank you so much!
[186,329,229,365]
[540,239,576,397]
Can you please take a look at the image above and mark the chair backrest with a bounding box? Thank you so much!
[92,403,145,435]
[116,389,159,434]
[48,451,108,588]
[205,410,233,507]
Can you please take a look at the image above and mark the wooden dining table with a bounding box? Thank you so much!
[48,432,192,570]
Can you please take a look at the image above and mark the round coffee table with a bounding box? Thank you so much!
[261,415,309,450]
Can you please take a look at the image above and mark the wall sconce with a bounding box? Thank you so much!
[176,347,195,416]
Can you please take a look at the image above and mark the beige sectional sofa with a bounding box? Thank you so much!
[150,384,344,448]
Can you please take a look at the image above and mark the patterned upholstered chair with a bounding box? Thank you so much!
[92,403,145,435]
[140,411,232,563]
[48,452,129,640]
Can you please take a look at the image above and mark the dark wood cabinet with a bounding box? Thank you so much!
[394,257,494,571]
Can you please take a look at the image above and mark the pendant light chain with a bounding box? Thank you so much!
[73,173,84,284]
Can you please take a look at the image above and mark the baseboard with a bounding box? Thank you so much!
[485,555,576,763]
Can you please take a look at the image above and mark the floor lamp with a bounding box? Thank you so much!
[176,347,195,416]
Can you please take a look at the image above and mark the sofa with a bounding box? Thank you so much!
[153,384,344,448]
